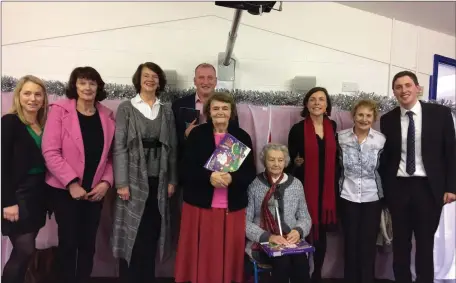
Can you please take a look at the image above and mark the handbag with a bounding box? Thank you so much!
[376,208,393,252]
[24,247,58,283]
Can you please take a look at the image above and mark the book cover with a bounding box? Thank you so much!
[260,240,315,257]
[179,107,200,127]
[204,133,251,172]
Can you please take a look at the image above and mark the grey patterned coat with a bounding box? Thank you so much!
[111,101,178,264]
[245,173,312,257]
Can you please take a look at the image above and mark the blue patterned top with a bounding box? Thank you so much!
[337,128,386,203]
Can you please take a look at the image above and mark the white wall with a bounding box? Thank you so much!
[2,2,455,97]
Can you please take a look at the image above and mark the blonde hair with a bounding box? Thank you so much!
[9,75,48,128]
[351,99,379,121]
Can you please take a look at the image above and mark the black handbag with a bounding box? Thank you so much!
[24,247,58,283]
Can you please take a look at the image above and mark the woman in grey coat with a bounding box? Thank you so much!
[111,62,178,283]
[245,143,312,283]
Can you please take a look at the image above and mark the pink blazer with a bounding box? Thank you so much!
[42,98,115,190]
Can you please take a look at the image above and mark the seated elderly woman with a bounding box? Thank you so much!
[245,143,312,283]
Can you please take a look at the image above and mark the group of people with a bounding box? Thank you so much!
[1,60,455,283]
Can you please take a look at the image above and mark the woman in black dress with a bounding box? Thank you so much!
[287,87,338,283]
[2,75,49,283]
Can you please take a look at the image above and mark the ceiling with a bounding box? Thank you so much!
[340,1,456,36]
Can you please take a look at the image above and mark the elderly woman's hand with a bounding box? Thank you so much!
[210,172,229,188]
[221,173,232,186]
[269,235,290,246]
[286,230,301,244]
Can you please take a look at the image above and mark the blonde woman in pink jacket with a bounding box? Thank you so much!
[42,67,115,283]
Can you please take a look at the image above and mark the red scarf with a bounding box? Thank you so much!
[252,172,284,250]
[304,117,337,241]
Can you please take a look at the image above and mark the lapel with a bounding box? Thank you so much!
[158,104,171,148]
[96,103,114,158]
[190,93,197,108]
[205,121,217,151]
[61,99,84,155]
[19,120,43,159]
[390,107,402,157]
[420,101,430,158]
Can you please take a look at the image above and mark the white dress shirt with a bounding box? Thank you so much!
[397,101,427,177]
[131,94,162,120]
[338,128,386,203]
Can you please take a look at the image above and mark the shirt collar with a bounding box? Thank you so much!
[195,92,203,104]
[195,92,213,104]
[400,100,421,117]
[132,93,162,106]
[350,127,374,138]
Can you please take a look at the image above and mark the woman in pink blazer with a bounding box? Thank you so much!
[42,67,115,283]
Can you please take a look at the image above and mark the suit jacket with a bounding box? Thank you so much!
[1,114,46,208]
[379,101,456,206]
[171,93,240,160]
[181,121,256,211]
[42,98,116,190]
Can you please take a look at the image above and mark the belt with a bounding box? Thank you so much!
[142,138,162,160]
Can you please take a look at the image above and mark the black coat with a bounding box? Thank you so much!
[1,114,48,235]
[180,120,256,211]
[1,114,46,208]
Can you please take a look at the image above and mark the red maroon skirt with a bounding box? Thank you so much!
[174,202,246,283]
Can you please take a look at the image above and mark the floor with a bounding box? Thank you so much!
[89,278,395,283]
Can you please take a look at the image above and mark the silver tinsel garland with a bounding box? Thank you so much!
[2,75,455,114]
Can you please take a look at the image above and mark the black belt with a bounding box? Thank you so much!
[142,138,162,160]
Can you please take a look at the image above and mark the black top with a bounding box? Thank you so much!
[379,102,456,206]
[181,120,256,211]
[1,114,45,207]
[77,110,104,191]
[286,119,339,220]
[286,119,338,183]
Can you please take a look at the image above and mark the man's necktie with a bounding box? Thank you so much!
[406,111,415,175]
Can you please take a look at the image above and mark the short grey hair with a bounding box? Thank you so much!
[260,143,291,167]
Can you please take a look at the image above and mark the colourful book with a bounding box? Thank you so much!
[260,240,315,257]
[204,133,251,172]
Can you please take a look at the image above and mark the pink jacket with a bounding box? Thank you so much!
[42,98,115,190]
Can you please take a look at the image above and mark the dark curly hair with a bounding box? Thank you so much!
[300,87,332,118]
[65,66,107,101]
[132,62,167,97]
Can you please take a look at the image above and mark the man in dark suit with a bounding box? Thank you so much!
[172,63,218,158]
[172,63,239,160]
[379,71,456,283]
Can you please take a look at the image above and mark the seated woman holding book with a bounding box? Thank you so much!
[245,143,312,283]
